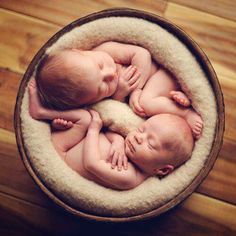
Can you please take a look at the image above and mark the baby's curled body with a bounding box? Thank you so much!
[55,133,117,189]
[52,126,147,190]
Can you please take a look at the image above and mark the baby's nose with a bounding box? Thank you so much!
[134,133,143,144]
[103,69,116,82]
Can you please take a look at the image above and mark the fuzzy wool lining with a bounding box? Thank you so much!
[20,16,217,217]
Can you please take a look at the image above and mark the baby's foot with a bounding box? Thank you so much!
[170,91,191,107]
[28,79,46,119]
[185,109,203,139]
[51,118,73,130]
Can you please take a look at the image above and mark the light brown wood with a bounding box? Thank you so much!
[165,3,236,82]
[0,191,235,235]
[169,0,236,21]
[0,8,60,74]
[13,7,224,222]
[0,0,235,234]
[0,0,167,26]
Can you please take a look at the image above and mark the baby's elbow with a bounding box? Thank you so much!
[75,110,92,127]
[118,176,139,190]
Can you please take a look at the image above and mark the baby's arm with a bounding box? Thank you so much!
[28,79,90,123]
[83,110,147,190]
[105,131,128,171]
[93,41,152,89]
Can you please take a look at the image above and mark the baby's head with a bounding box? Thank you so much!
[125,114,194,178]
[36,49,118,110]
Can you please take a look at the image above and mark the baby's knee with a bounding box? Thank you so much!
[75,110,92,127]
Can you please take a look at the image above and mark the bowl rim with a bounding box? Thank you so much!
[14,7,225,223]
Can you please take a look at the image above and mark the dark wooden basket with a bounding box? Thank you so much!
[14,8,225,223]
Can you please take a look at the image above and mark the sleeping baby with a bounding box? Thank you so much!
[36,41,203,139]
[28,81,194,190]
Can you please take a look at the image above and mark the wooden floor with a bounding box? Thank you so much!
[0,0,236,235]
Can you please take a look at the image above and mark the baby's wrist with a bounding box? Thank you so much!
[88,125,100,133]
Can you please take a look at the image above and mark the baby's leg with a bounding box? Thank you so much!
[139,69,203,139]
[51,111,91,156]
[28,79,88,122]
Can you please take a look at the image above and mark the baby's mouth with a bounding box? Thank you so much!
[127,139,135,153]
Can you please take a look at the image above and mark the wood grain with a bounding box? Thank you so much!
[0,0,235,234]
[0,8,60,74]
[0,8,234,206]
[0,69,21,132]
[169,0,236,21]
[0,191,235,235]
[165,3,236,82]
[0,0,167,26]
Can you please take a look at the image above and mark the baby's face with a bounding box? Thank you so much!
[68,50,119,104]
[125,114,189,175]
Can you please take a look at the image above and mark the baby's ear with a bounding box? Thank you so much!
[155,164,174,177]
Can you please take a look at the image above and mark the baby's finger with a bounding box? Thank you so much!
[111,152,119,169]
[106,148,114,163]
[118,154,123,171]
[128,71,141,85]
[129,78,140,91]
[124,66,137,80]
[123,155,128,170]
[133,99,144,113]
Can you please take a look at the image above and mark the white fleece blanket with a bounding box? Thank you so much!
[20,16,217,217]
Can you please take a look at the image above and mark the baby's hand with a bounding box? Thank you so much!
[88,110,103,131]
[113,65,141,101]
[106,139,128,171]
[129,89,147,117]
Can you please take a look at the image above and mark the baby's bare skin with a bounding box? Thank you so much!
[129,65,203,139]
[75,42,203,138]
[29,81,193,190]
[38,41,202,138]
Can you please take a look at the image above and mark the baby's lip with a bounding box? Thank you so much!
[126,139,135,153]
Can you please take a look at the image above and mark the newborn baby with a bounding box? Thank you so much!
[36,41,154,109]
[28,81,194,190]
[36,41,203,139]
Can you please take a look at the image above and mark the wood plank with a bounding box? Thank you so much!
[0,68,21,132]
[0,0,167,26]
[169,0,236,21]
[0,192,82,235]
[218,75,236,141]
[0,8,60,74]
[0,1,235,214]
[0,128,52,208]
[0,124,236,219]
[164,3,236,83]
[0,191,235,235]
[1,57,236,206]
[197,139,236,204]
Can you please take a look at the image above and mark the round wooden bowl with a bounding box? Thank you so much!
[14,8,225,223]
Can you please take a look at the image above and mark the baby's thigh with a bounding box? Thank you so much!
[142,68,179,99]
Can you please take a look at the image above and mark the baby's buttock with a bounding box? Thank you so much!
[63,133,111,182]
